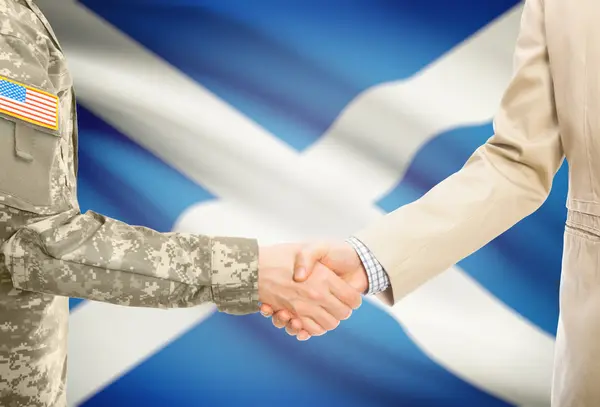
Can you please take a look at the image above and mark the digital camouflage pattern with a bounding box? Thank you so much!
[0,1,259,405]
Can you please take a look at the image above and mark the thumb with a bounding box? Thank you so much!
[294,242,329,282]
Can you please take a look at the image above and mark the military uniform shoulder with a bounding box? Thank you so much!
[0,2,57,93]
[0,35,54,92]
[0,1,52,54]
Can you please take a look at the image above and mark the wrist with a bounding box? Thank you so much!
[356,262,369,294]
[257,244,298,309]
[257,245,273,304]
[210,237,259,315]
[343,240,369,294]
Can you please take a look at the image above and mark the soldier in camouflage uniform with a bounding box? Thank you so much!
[0,1,362,405]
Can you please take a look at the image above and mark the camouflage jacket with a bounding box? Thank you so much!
[0,1,259,405]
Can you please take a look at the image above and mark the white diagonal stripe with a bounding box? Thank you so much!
[301,5,522,199]
[37,1,552,406]
[67,302,215,406]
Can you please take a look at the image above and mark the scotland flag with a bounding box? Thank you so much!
[36,1,563,406]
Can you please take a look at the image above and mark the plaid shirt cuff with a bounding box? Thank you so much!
[346,237,390,295]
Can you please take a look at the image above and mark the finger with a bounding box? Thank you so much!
[294,242,330,282]
[297,330,311,341]
[299,317,327,336]
[285,318,303,336]
[260,304,274,317]
[272,319,286,329]
[272,310,292,329]
[285,325,298,336]
[302,304,339,332]
[328,274,363,310]
[319,290,354,322]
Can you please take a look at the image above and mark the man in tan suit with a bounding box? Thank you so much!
[261,0,595,404]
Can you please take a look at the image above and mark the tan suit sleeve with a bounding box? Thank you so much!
[354,0,564,305]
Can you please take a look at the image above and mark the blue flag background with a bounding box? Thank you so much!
[36,1,562,406]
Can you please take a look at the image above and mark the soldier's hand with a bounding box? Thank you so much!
[257,244,361,337]
[261,241,368,340]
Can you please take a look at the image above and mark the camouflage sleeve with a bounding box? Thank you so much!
[2,209,259,315]
[0,18,258,315]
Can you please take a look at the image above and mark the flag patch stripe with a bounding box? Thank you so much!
[0,76,59,130]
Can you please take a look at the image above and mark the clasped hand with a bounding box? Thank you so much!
[258,241,368,341]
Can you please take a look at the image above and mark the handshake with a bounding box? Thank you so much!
[257,240,368,341]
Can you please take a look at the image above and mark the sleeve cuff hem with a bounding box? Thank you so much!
[210,236,259,315]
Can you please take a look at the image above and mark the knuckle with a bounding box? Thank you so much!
[325,318,339,331]
[292,300,305,315]
[313,327,326,336]
[301,319,322,336]
[337,306,351,320]
[274,314,288,327]
[351,294,362,309]
[300,247,312,259]
[291,318,303,330]
[307,288,323,302]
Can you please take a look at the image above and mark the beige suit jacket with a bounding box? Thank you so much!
[355,0,599,405]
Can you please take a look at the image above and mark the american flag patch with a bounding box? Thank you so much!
[0,76,59,131]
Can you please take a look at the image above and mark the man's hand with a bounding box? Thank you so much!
[260,241,368,340]
[257,244,362,336]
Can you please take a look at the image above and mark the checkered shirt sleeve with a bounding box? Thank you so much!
[346,236,390,295]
